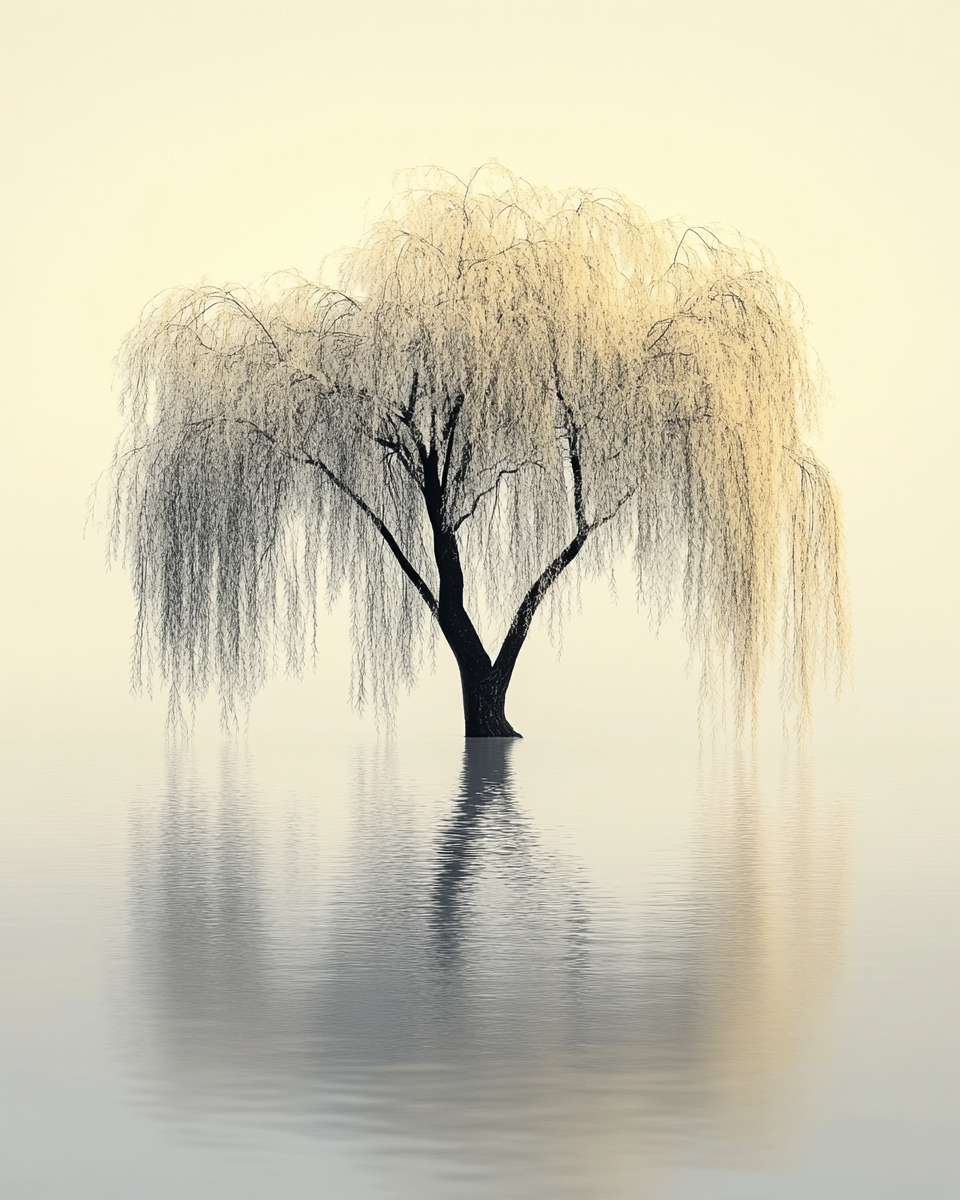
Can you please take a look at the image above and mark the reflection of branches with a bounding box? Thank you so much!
[126,743,849,1200]
[686,749,850,1138]
[129,744,276,1090]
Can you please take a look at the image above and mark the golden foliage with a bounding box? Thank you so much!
[109,165,849,731]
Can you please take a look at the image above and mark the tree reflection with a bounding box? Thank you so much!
[431,739,518,954]
[126,741,847,1197]
[127,747,281,1104]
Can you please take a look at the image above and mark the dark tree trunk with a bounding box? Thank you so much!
[331,379,598,743]
[420,453,522,738]
[458,664,520,738]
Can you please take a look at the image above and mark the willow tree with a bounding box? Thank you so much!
[107,167,848,737]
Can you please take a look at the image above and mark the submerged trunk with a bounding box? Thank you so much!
[458,664,521,738]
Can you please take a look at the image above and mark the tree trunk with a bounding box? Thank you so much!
[416,447,524,738]
[459,665,521,738]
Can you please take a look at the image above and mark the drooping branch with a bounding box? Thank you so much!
[439,392,466,501]
[451,461,544,532]
[303,450,439,619]
[415,422,492,674]
[565,420,588,536]
[108,164,849,734]
[199,414,440,618]
[492,420,591,682]
[494,527,591,684]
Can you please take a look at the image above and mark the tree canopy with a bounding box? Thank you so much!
[107,166,849,736]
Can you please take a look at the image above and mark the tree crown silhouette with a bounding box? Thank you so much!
[107,166,849,736]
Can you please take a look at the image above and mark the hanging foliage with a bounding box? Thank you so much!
[107,166,849,735]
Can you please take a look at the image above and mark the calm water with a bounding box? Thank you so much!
[1,736,956,1199]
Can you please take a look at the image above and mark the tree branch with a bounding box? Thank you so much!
[304,452,439,617]
[194,415,439,617]
[398,370,420,426]
[374,431,422,485]
[439,392,465,499]
[451,461,544,532]
[568,427,588,535]
[491,482,636,686]
[221,294,284,363]
[493,526,591,683]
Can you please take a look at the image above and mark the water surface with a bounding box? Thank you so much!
[1,736,956,1198]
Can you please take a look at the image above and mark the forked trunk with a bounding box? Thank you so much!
[459,665,520,738]
[422,456,529,739]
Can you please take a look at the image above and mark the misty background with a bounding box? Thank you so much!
[1,0,956,750]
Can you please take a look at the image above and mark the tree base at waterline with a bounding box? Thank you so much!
[460,676,521,738]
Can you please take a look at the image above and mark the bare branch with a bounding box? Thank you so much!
[451,461,544,532]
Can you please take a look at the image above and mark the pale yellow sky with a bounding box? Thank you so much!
[1,1,956,746]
